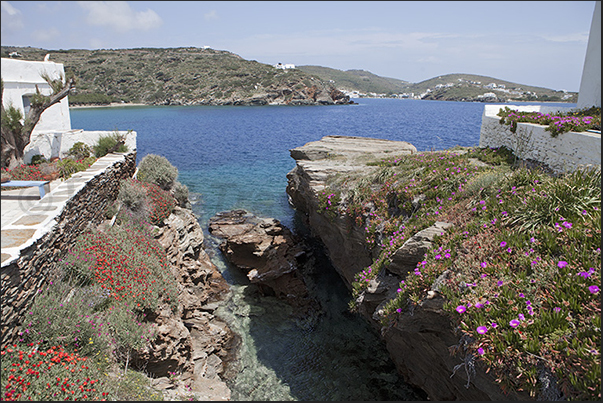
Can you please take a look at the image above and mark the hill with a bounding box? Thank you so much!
[297,65,409,96]
[0,46,350,106]
[297,68,577,103]
[1,46,576,105]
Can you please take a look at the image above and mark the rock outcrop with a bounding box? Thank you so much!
[285,135,526,401]
[129,206,235,401]
[208,209,319,314]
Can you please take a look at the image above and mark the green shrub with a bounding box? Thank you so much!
[137,154,178,191]
[68,141,92,160]
[117,178,176,226]
[93,132,128,158]
[117,178,149,214]
[57,156,96,179]
[30,154,47,165]
[171,181,190,207]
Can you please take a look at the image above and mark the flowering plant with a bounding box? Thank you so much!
[497,106,601,137]
[337,147,600,400]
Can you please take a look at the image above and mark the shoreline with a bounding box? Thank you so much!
[69,102,147,109]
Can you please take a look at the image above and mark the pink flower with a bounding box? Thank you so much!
[589,285,600,294]
[456,305,467,314]
[509,319,520,328]
[476,326,488,335]
[477,347,485,355]
[481,262,487,269]
[557,261,568,269]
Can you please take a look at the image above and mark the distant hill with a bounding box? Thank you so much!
[297,65,409,95]
[1,46,350,106]
[1,45,576,105]
[298,68,577,103]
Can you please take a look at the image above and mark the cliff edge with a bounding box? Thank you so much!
[286,135,528,401]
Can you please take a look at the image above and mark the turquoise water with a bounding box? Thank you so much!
[70,98,574,400]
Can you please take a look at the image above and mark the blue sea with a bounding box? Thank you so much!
[70,98,575,400]
[70,98,493,229]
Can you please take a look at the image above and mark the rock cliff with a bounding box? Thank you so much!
[129,206,235,401]
[285,135,527,401]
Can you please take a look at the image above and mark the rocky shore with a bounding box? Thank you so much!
[285,135,526,400]
[208,209,320,314]
[129,206,235,400]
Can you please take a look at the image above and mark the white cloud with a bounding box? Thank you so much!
[204,10,218,21]
[1,1,24,31]
[1,0,19,15]
[31,27,61,43]
[77,1,163,33]
[539,32,589,43]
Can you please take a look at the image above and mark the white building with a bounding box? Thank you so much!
[577,0,601,109]
[1,57,71,133]
[1,57,136,163]
[274,63,296,70]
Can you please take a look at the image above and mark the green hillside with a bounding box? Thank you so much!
[297,68,577,103]
[1,46,349,106]
[1,45,577,104]
[297,65,409,95]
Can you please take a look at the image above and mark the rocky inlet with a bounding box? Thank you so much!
[208,209,320,315]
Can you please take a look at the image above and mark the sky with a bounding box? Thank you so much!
[1,1,598,92]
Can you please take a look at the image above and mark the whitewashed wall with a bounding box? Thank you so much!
[23,129,137,162]
[479,104,601,173]
[577,1,601,109]
[1,58,72,133]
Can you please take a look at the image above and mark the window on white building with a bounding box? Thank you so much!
[22,95,32,115]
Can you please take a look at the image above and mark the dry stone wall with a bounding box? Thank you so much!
[1,152,136,348]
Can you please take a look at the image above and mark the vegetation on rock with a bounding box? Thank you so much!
[318,147,600,400]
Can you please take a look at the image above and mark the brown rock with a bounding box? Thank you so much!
[209,209,319,313]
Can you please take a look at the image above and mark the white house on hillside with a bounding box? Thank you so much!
[274,63,296,70]
[1,57,71,133]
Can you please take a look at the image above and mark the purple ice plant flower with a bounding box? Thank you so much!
[476,326,488,335]
[477,347,485,355]
[509,319,520,328]
[589,285,600,294]
[456,305,467,314]
[558,261,568,269]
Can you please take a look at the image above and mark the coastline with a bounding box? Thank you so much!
[69,102,147,109]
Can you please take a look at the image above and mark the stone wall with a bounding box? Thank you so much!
[1,152,136,348]
[479,104,601,173]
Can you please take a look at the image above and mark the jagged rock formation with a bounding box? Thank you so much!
[208,209,319,314]
[128,206,235,400]
[285,135,527,401]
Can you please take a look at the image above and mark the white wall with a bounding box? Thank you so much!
[1,58,72,133]
[577,1,601,109]
[479,105,601,173]
[23,130,137,163]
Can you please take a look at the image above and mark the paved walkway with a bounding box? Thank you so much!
[1,179,63,228]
